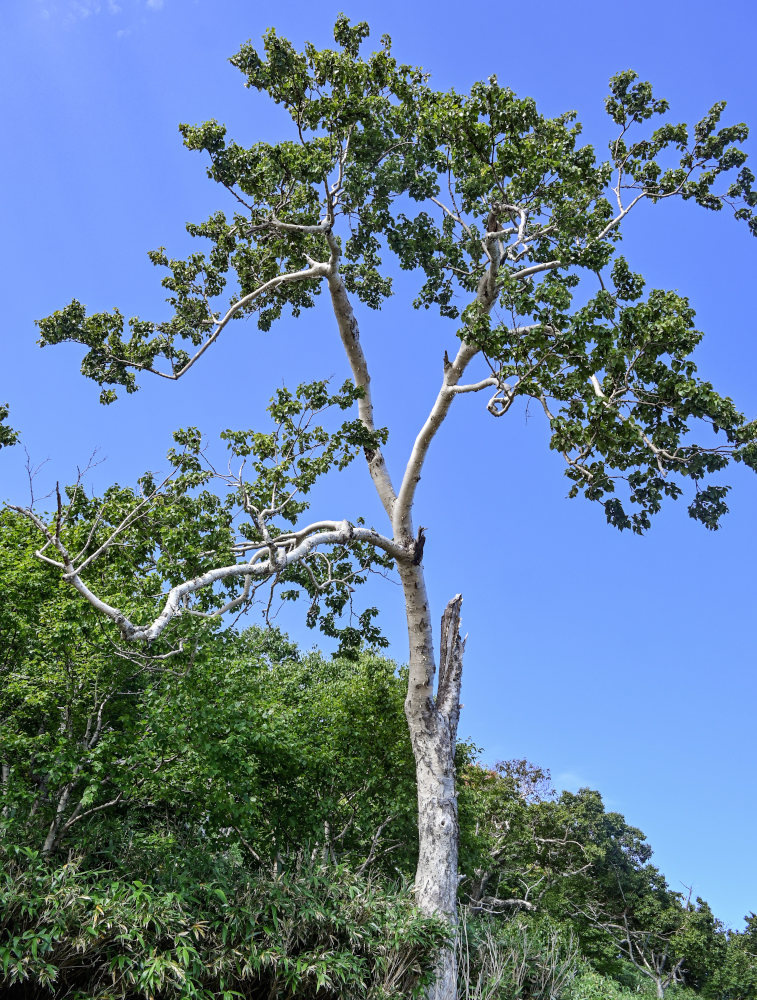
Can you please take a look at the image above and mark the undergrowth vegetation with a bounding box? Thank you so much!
[2,507,756,999]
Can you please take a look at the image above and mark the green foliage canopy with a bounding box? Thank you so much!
[36,18,757,534]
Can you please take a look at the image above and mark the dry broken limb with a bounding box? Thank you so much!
[11,17,757,1000]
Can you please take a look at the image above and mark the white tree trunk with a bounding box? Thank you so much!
[413,714,460,1000]
[401,562,465,1000]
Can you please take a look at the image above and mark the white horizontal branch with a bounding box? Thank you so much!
[266,217,332,235]
[12,509,407,644]
[231,519,346,553]
[509,260,561,280]
[449,377,498,395]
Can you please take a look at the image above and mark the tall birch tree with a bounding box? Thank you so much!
[13,17,757,999]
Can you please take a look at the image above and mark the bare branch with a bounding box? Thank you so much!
[449,378,498,395]
[356,813,398,875]
[14,508,407,644]
[392,337,479,539]
[509,260,561,281]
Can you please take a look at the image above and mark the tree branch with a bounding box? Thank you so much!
[14,507,406,643]
[325,232,398,519]
[140,262,329,382]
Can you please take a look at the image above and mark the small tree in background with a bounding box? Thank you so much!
[12,17,757,998]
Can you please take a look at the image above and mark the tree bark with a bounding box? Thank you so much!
[401,567,465,1000]
[42,782,74,854]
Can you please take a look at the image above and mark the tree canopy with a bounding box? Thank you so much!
[37,18,757,539]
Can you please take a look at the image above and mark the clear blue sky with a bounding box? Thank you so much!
[3,0,756,929]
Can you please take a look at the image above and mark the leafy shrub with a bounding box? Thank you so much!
[0,846,445,1000]
[564,966,658,1000]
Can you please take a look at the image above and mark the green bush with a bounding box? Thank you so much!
[564,967,653,1000]
[0,846,446,1000]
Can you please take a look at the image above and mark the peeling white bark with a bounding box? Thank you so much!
[401,578,465,1000]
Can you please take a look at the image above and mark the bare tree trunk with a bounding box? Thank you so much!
[42,782,73,854]
[1,762,10,821]
[413,711,460,1000]
[401,564,465,1000]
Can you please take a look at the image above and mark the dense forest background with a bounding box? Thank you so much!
[3,508,755,999]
